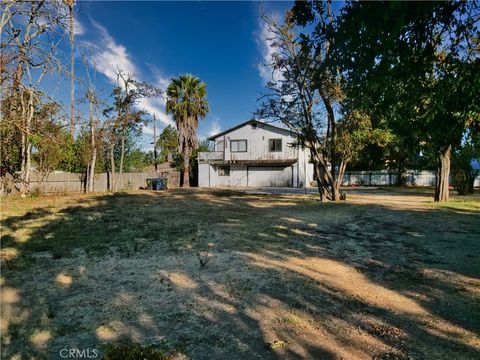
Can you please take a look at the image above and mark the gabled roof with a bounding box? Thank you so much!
[207,120,294,141]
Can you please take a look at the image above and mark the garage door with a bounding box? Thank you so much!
[247,166,293,187]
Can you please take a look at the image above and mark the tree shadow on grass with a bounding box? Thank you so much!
[1,189,479,359]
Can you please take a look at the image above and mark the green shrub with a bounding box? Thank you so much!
[30,187,44,198]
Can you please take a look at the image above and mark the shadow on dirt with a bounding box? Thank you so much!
[1,189,479,359]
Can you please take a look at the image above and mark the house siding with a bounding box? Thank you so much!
[199,121,315,188]
[212,123,298,162]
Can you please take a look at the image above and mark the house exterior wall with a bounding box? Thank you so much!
[198,163,210,188]
[199,164,300,187]
[198,164,249,187]
[212,123,298,162]
[247,166,294,187]
[198,121,315,188]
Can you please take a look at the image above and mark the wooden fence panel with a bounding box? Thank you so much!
[2,170,180,195]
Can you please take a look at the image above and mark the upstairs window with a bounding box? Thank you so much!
[230,139,247,152]
[269,138,282,152]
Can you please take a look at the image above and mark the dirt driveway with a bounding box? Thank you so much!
[1,189,479,359]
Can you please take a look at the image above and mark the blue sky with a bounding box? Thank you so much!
[66,1,294,150]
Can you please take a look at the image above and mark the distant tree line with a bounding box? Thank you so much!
[0,1,209,194]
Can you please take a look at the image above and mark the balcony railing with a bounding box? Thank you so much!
[198,151,224,161]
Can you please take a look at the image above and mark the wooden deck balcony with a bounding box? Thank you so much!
[198,151,225,162]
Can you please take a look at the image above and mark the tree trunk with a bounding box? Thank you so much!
[313,162,326,202]
[24,93,33,196]
[69,4,75,138]
[321,93,339,201]
[20,121,27,196]
[434,145,451,202]
[19,89,34,197]
[110,143,116,192]
[153,114,158,172]
[114,132,125,190]
[310,147,340,201]
[330,179,340,201]
[182,166,190,187]
[18,74,27,196]
[335,160,348,197]
[395,158,407,186]
[85,166,90,193]
[87,94,96,192]
[468,170,478,194]
[88,149,96,193]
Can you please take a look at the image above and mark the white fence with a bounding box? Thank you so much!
[342,170,480,187]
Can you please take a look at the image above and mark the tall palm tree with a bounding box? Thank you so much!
[166,74,209,187]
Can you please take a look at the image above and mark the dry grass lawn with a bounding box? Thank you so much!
[1,188,479,359]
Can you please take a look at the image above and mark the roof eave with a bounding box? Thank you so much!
[207,120,295,141]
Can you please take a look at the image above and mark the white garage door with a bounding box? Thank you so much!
[247,166,293,187]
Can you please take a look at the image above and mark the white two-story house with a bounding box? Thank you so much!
[198,120,314,188]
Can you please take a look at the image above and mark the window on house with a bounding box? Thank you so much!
[230,139,247,152]
[269,138,282,152]
[218,166,230,176]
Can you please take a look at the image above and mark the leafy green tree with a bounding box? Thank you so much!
[333,1,480,201]
[335,111,393,181]
[123,149,153,172]
[166,74,209,187]
[156,124,178,163]
[171,140,210,186]
[189,140,211,186]
[111,127,143,172]
[31,102,70,184]
[0,94,22,176]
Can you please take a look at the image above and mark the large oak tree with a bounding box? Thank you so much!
[333,1,480,202]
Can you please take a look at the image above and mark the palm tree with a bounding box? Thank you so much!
[166,74,209,187]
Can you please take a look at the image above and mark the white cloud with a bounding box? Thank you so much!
[147,64,171,95]
[88,20,138,83]
[138,98,173,126]
[142,124,154,136]
[208,118,221,137]
[256,13,283,84]
[85,20,174,131]
[74,19,85,35]
[140,65,175,126]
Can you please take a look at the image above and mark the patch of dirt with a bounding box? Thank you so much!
[1,189,479,359]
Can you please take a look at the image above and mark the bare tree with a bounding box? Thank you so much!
[256,7,377,201]
[1,1,68,196]
[82,54,99,193]
[64,0,76,138]
[105,69,160,191]
[256,12,338,200]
